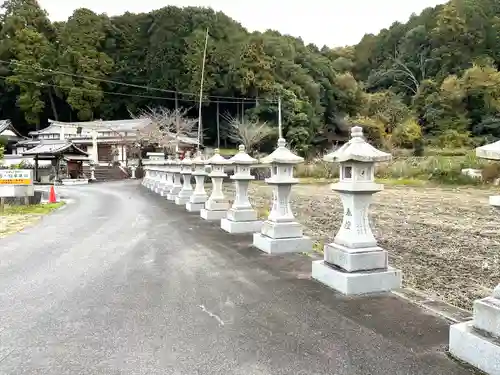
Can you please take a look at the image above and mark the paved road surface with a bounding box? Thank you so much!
[0,181,476,374]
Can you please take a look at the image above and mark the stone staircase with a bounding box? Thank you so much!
[83,165,129,182]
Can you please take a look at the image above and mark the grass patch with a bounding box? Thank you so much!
[376,178,428,187]
[218,148,238,156]
[1,202,65,216]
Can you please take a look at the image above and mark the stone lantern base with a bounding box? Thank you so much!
[166,187,181,201]
[175,192,192,205]
[252,220,312,254]
[160,185,172,197]
[312,242,401,294]
[220,208,262,234]
[186,194,208,212]
[200,201,230,221]
[449,296,500,375]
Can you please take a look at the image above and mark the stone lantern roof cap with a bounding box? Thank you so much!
[205,149,230,165]
[260,138,304,164]
[191,150,205,165]
[476,140,500,160]
[229,145,257,164]
[181,151,193,165]
[324,126,391,163]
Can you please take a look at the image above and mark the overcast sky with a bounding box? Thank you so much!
[38,0,448,47]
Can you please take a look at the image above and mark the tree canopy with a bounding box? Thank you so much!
[1,0,500,155]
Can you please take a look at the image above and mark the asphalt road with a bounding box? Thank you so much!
[0,181,477,374]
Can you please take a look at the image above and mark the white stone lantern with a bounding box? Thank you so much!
[312,126,401,295]
[449,141,500,375]
[145,152,165,191]
[161,155,174,197]
[154,160,168,194]
[220,145,262,234]
[166,154,183,201]
[141,164,149,186]
[89,165,96,181]
[129,165,137,179]
[175,151,193,205]
[252,138,312,254]
[186,150,208,212]
[200,148,231,221]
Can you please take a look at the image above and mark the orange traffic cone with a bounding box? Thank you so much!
[48,185,57,203]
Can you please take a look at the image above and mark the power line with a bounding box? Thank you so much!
[0,75,267,105]
[0,59,279,103]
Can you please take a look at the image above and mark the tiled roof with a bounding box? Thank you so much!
[22,140,89,156]
[29,118,152,135]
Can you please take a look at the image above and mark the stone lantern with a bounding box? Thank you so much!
[89,165,96,181]
[220,145,262,234]
[160,156,173,197]
[253,138,312,254]
[154,160,168,194]
[200,149,231,221]
[449,140,500,375]
[141,163,149,186]
[145,152,165,191]
[312,126,401,295]
[175,151,193,205]
[186,150,208,212]
[166,154,183,201]
[129,165,137,179]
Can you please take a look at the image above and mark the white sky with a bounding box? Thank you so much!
[38,0,448,47]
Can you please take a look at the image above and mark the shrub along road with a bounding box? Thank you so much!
[0,181,477,374]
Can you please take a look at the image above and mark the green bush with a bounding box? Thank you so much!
[392,118,423,149]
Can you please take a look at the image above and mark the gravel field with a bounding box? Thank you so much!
[225,182,500,310]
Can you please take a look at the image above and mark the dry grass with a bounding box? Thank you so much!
[0,203,65,238]
[225,182,500,311]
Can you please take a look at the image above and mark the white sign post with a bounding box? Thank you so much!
[0,169,34,211]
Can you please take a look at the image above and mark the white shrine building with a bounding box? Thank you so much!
[1,118,199,168]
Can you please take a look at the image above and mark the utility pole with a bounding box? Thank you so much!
[216,101,220,148]
[197,28,209,151]
[278,96,283,139]
[175,91,179,153]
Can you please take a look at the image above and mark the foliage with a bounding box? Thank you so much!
[1,0,500,152]
[392,118,423,149]
[348,116,387,149]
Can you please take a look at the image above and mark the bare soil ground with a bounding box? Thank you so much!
[225,182,500,310]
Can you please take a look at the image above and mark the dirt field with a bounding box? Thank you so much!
[225,182,500,311]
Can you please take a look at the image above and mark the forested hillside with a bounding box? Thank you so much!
[0,0,499,155]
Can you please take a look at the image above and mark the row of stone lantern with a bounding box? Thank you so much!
[140,129,500,375]
[141,127,402,296]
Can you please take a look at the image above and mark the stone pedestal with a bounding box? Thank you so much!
[160,156,173,197]
[144,152,165,191]
[449,288,500,375]
[186,151,208,212]
[130,166,137,179]
[89,165,96,181]
[220,145,261,234]
[311,126,401,295]
[252,138,312,254]
[166,157,182,201]
[154,167,167,194]
[141,166,147,186]
[175,151,193,205]
[449,142,500,374]
[200,149,230,221]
